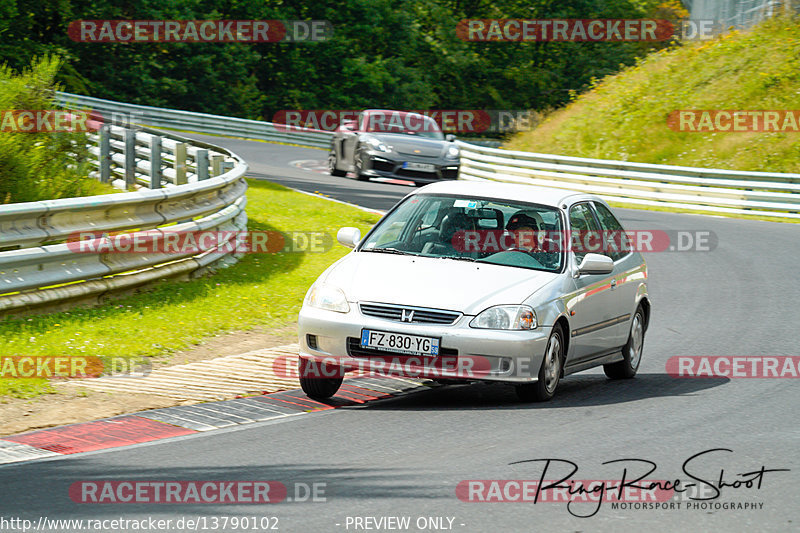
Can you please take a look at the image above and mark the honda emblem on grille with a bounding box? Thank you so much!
[401,309,415,322]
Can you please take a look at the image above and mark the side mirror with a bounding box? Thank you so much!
[445,134,456,142]
[337,227,361,249]
[577,253,614,275]
[342,120,357,131]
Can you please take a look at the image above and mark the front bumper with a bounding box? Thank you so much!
[298,304,550,383]
[361,150,460,183]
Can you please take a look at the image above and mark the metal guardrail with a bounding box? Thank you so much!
[56,92,333,149]
[683,0,797,33]
[55,92,505,149]
[56,91,800,219]
[456,142,800,219]
[0,125,249,315]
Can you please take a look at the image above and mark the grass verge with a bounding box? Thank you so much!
[506,16,800,174]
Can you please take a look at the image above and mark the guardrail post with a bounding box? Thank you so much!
[150,136,162,189]
[99,124,111,183]
[124,129,136,189]
[196,149,209,181]
[211,155,224,177]
[221,161,234,174]
[175,142,187,185]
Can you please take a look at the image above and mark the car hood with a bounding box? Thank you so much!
[320,252,558,315]
[368,134,448,157]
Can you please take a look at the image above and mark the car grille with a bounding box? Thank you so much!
[397,168,438,179]
[346,337,458,359]
[370,160,395,172]
[359,303,461,325]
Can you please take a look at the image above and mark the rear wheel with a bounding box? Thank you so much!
[604,306,645,379]
[516,325,564,402]
[328,151,346,177]
[299,357,343,400]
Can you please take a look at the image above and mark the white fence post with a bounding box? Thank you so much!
[196,149,209,181]
[99,124,111,183]
[124,129,136,189]
[150,136,162,189]
[175,142,188,185]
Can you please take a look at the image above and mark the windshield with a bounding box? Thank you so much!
[359,194,564,272]
[364,112,445,140]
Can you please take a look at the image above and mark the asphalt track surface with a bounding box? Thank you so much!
[2,135,799,532]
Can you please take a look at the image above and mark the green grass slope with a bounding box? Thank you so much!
[506,16,800,173]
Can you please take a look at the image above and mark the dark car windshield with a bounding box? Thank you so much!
[359,194,565,272]
[364,111,445,140]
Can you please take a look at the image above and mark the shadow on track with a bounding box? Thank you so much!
[356,373,729,411]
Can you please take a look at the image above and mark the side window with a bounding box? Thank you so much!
[357,112,365,131]
[569,203,601,265]
[593,202,630,261]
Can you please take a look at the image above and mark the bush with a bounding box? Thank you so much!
[0,56,110,204]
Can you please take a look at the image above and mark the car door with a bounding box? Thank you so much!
[590,201,641,348]
[566,202,620,362]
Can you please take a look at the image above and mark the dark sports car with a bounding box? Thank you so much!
[328,109,460,186]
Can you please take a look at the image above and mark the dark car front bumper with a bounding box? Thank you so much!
[361,151,460,183]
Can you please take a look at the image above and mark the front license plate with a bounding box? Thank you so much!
[402,162,435,172]
[361,329,440,356]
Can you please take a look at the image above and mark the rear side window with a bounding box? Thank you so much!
[593,202,631,261]
[568,203,601,264]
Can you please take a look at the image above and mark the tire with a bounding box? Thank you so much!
[604,306,645,379]
[328,151,346,177]
[515,325,564,402]
[298,357,343,400]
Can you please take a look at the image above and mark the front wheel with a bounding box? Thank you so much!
[328,151,346,177]
[604,306,645,379]
[353,149,370,181]
[516,325,564,402]
[298,357,343,400]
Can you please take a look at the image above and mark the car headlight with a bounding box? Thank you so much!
[470,305,537,330]
[366,137,391,153]
[305,284,350,313]
[446,145,460,159]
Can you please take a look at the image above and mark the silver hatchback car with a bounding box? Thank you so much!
[297,181,650,402]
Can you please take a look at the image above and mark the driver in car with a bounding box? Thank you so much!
[506,213,541,252]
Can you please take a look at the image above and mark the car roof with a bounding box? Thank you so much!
[362,109,438,122]
[411,180,600,209]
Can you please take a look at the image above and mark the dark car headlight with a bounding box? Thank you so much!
[366,137,391,153]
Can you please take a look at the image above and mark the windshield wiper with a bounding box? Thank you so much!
[362,247,415,256]
[438,255,477,262]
